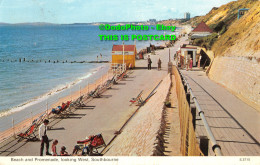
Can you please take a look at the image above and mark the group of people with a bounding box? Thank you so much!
[39,119,95,156]
[39,119,69,156]
[147,55,161,70]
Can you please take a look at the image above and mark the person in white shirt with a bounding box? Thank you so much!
[39,119,51,156]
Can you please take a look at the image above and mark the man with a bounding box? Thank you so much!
[39,119,51,156]
[147,55,152,70]
[157,58,162,71]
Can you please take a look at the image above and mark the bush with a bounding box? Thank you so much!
[193,33,218,49]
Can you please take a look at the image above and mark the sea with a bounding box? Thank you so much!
[0,25,179,131]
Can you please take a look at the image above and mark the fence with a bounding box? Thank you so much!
[172,65,204,156]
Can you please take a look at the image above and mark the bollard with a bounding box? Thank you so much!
[19,58,21,62]
[191,106,196,130]
[199,136,209,156]
[24,58,26,62]
[49,60,50,63]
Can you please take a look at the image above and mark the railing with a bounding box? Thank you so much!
[172,65,223,156]
[178,69,223,156]
[111,63,126,75]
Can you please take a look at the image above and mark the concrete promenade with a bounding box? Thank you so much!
[181,70,260,156]
[0,37,187,156]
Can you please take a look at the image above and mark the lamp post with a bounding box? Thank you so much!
[123,41,125,71]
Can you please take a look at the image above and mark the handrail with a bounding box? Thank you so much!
[178,69,223,156]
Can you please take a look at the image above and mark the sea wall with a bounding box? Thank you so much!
[105,74,171,156]
[208,56,260,110]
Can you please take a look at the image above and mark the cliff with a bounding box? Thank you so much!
[208,2,260,110]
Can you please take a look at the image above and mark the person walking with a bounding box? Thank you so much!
[39,119,51,156]
[147,55,152,70]
[157,58,162,71]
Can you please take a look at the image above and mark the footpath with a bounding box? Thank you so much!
[181,70,260,156]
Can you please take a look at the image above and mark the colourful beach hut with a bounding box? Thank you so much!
[112,45,136,68]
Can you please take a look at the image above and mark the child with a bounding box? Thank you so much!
[60,146,70,156]
[51,139,58,156]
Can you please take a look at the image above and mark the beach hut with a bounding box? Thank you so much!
[180,44,198,67]
[112,45,136,68]
[190,21,213,40]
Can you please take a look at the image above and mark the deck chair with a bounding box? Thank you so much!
[76,134,106,156]
[105,75,116,89]
[88,86,101,98]
[137,91,157,106]
[71,96,87,108]
[130,90,144,105]
[17,123,37,142]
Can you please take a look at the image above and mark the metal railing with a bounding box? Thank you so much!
[177,67,223,156]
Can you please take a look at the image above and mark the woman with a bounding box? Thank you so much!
[189,59,193,71]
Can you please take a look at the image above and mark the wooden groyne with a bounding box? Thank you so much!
[0,59,109,64]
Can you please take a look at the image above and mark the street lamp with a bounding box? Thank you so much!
[123,41,125,71]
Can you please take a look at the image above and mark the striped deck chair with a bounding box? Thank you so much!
[130,90,144,106]
[17,123,37,142]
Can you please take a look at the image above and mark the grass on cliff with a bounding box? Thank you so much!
[193,33,218,50]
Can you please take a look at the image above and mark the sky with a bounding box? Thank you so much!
[0,0,234,24]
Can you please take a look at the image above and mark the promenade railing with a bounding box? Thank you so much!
[172,65,223,156]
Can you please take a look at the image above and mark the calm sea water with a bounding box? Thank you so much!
[0,25,174,117]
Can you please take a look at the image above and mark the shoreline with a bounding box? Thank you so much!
[0,64,112,143]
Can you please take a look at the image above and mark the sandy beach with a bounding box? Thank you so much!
[0,35,186,156]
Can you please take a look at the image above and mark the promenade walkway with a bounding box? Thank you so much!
[0,37,187,156]
[181,70,260,156]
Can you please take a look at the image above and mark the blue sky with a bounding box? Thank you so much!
[0,0,234,24]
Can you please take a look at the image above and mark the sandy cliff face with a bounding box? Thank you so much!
[208,2,260,110]
[189,0,258,28]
